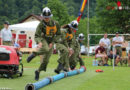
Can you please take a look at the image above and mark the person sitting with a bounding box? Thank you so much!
[108,46,121,66]
[120,38,128,66]
[128,50,130,67]
[99,33,111,55]
[95,43,108,65]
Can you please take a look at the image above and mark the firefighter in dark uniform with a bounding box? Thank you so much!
[54,32,70,74]
[77,33,85,67]
[26,7,61,80]
[54,20,78,73]
[75,39,85,69]
[69,37,85,70]
[63,20,85,70]
[58,20,84,70]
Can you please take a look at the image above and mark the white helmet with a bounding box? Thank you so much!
[42,7,53,18]
[68,20,78,30]
[78,33,85,40]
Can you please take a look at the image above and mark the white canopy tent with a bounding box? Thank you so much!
[9,21,40,31]
[9,21,40,43]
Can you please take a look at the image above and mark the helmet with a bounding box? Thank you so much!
[78,33,85,40]
[68,20,78,30]
[42,7,53,18]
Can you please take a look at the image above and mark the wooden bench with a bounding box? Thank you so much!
[20,48,37,53]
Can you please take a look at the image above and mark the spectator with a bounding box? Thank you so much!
[28,37,32,48]
[95,43,108,65]
[1,21,13,46]
[99,33,111,54]
[128,50,130,67]
[108,46,120,66]
[92,49,95,56]
[121,37,127,60]
[112,32,123,57]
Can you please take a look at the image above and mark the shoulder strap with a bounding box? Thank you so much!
[41,22,46,34]
[52,20,56,26]
[42,21,47,27]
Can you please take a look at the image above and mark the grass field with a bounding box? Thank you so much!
[0,54,130,90]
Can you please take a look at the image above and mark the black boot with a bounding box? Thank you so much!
[35,70,39,81]
[54,69,60,74]
[54,63,63,74]
[63,68,69,72]
[27,53,36,63]
[70,65,75,70]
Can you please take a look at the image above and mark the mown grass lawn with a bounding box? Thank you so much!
[0,54,130,90]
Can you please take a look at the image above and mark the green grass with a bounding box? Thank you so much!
[0,54,130,90]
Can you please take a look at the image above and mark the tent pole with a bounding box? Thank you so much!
[15,31,20,43]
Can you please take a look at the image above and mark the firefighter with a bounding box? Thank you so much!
[75,39,85,69]
[54,40,70,74]
[66,20,85,70]
[77,33,85,67]
[78,33,85,46]
[57,20,84,70]
[54,20,79,74]
[69,37,85,70]
[26,7,61,80]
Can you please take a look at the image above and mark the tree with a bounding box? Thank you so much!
[61,0,96,18]
[0,0,97,26]
[96,0,130,34]
[76,17,101,45]
[45,0,71,26]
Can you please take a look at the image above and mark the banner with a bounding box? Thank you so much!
[77,0,87,23]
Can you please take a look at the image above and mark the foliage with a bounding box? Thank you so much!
[0,0,96,25]
[45,0,71,26]
[0,0,128,44]
[0,0,45,29]
[61,0,96,18]
[76,16,102,45]
[96,0,130,34]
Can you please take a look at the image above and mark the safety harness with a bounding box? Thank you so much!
[42,21,57,37]
[65,33,73,41]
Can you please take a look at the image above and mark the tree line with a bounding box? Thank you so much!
[0,0,129,45]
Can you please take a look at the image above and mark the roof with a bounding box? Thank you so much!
[20,14,43,23]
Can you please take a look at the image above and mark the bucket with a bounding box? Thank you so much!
[92,60,98,66]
